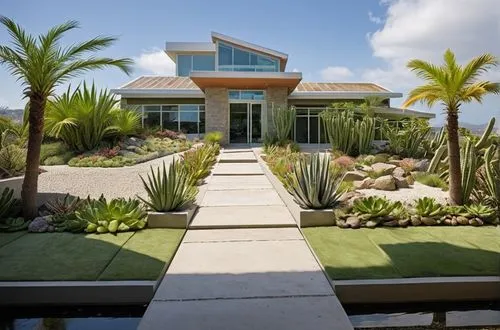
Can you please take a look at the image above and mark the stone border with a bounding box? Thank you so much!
[0,175,24,199]
[334,276,500,304]
[0,281,156,306]
[254,149,334,227]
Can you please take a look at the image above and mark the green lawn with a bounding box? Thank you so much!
[303,226,500,280]
[0,229,185,281]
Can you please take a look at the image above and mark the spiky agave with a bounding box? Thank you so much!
[353,196,401,218]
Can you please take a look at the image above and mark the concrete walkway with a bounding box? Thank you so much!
[139,148,353,330]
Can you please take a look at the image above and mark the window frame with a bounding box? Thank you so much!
[138,104,205,134]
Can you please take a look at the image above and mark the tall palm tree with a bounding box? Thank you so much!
[403,49,499,205]
[0,17,133,218]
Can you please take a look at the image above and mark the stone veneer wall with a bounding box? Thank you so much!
[266,87,289,137]
[205,87,229,144]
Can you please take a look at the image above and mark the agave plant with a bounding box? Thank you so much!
[353,196,401,218]
[77,196,147,233]
[414,197,444,217]
[181,145,218,185]
[464,204,496,220]
[0,144,26,179]
[43,194,84,216]
[284,153,345,209]
[139,160,198,212]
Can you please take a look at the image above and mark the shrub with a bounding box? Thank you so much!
[332,155,355,170]
[0,188,26,232]
[42,152,76,165]
[154,129,182,140]
[0,144,26,178]
[204,131,223,145]
[413,172,448,190]
[45,83,140,152]
[40,142,70,163]
[68,155,135,167]
[284,153,345,209]
[139,160,198,212]
[181,144,219,185]
[381,118,430,158]
[400,158,416,174]
[96,146,121,159]
[77,196,147,233]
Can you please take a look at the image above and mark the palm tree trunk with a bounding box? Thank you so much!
[447,109,463,205]
[22,94,46,219]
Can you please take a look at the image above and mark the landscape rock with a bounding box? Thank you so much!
[336,219,349,229]
[358,165,373,172]
[421,217,437,225]
[398,218,411,227]
[414,159,431,172]
[451,218,458,226]
[406,175,415,185]
[393,167,406,178]
[373,175,397,191]
[394,176,410,189]
[354,178,375,190]
[456,216,469,225]
[383,220,399,227]
[28,216,51,233]
[372,162,397,175]
[388,159,402,167]
[344,170,368,181]
[346,216,361,229]
[411,215,422,226]
[366,220,378,228]
[118,150,137,157]
[469,218,484,226]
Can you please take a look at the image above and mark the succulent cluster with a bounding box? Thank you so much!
[0,188,27,232]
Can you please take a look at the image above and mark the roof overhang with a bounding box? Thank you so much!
[190,71,302,93]
[288,91,403,100]
[165,42,216,62]
[110,88,204,98]
[375,107,436,119]
[211,32,288,71]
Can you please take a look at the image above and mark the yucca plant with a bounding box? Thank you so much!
[77,195,147,233]
[414,197,444,217]
[113,108,141,139]
[139,160,198,212]
[353,196,401,218]
[284,153,345,209]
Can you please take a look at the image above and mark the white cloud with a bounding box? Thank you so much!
[292,68,300,72]
[134,48,176,75]
[320,66,354,81]
[368,11,383,24]
[362,0,500,123]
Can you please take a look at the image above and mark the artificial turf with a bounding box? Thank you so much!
[0,229,185,281]
[303,226,500,280]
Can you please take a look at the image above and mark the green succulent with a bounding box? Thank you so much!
[391,204,409,219]
[444,205,466,216]
[44,193,84,216]
[139,160,198,212]
[77,196,147,234]
[181,144,219,185]
[353,196,401,218]
[284,153,345,209]
[464,204,496,220]
[414,197,444,217]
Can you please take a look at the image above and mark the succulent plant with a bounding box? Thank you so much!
[77,196,147,234]
[181,144,218,185]
[43,193,84,216]
[271,104,296,144]
[414,197,444,217]
[139,160,198,212]
[353,196,401,218]
[464,204,496,220]
[284,153,345,209]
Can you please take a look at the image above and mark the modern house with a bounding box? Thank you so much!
[111,32,434,144]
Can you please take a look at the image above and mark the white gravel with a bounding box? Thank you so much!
[38,153,181,202]
[359,182,449,205]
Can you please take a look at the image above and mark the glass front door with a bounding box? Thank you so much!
[229,103,262,144]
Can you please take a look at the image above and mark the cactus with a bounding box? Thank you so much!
[428,145,447,173]
[356,117,376,155]
[460,139,480,204]
[271,104,296,144]
[475,117,495,149]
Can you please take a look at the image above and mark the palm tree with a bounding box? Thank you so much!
[0,17,133,218]
[403,49,500,205]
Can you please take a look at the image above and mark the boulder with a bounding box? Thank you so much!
[414,159,430,172]
[371,162,397,175]
[421,217,437,226]
[469,218,484,226]
[398,218,411,227]
[354,178,375,190]
[344,170,368,181]
[388,159,402,167]
[456,216,469,225]
[411,215,422,226]
[406,175,415,185]
[393,167,406,178]
[28,216,50,233]
[366,220,378,228]
[373,175,396,191]
[395,176,410,189]
[346,216,361,229]
[383,220,399,227]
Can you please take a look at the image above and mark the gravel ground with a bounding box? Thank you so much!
[37,153,180,203]
[360,182,449,205]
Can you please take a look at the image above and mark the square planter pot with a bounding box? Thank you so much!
[0,175,23,199]
[147,205,198,229]
[299,209,334,227]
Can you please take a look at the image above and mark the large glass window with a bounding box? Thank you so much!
[139,104,205,134]
[217,42,279,72]
[294,108,328,144]
[177,54,215,76]
[229,90,265,100]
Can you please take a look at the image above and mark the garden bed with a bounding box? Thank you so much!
[0,228,184,281]
[303,226,500,280]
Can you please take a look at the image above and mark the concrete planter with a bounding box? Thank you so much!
[0,175,23,199]
[255,151,334,228]
[147,205,198,229]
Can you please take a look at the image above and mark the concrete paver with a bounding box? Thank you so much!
[190,205,295,228]
[208,175,272,190]
[184,228,303,242]
[212,163,263,175]
[153,239,333,300]
[219,152,256,163]
[201,189,283,206]
[140,296,353,330]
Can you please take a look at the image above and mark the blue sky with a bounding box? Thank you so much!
[1,0,499,125]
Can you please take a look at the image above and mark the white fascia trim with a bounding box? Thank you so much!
[165,42,216,61]
[211,31,288,60]
[288,91,403,99]
[377,107,436,118]
[110,89,204,98]
[190,71,302,79]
